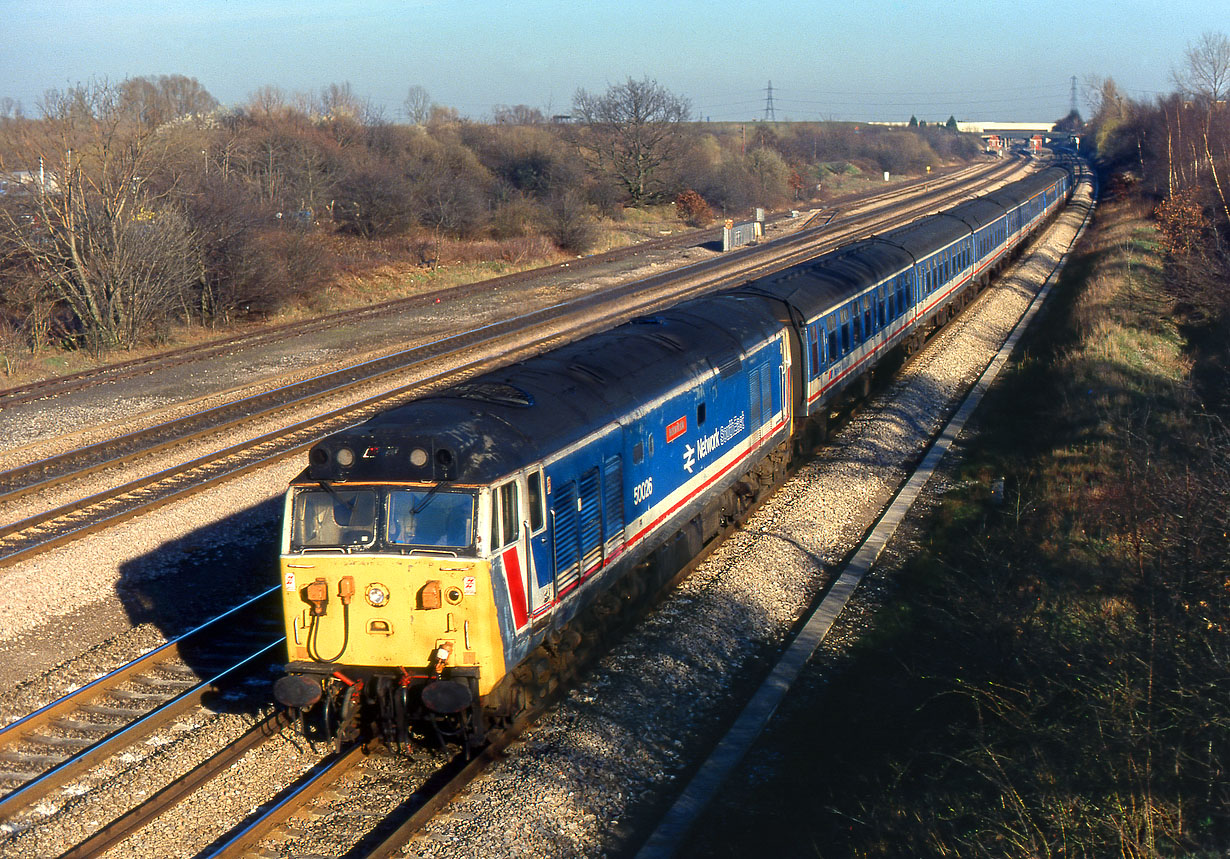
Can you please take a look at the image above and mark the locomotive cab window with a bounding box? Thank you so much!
[387,488,475,550]
[292,488,377,549]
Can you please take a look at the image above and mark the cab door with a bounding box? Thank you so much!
[491,479,525,630]
[524,468,553,618]
[492,471,553,630]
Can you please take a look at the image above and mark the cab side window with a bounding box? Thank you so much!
[527,470,545,532]
[491,480,520,548]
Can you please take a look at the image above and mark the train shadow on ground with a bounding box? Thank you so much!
[115,497,284,716]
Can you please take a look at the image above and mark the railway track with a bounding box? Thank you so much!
[0,588,281,821]
[0,158,1030,572]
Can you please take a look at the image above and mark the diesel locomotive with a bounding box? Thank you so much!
[272,164,1073,750]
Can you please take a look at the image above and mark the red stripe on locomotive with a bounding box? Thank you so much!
[502,547,529,629]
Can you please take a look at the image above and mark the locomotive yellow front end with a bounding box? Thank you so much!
[273,476,505,751]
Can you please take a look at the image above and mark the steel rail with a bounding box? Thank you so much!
[199,741,369,859]
[57,710,293,859]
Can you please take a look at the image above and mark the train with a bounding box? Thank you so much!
[272,164,1073,751]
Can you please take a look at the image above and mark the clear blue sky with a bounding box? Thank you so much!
[0,0,1220,123]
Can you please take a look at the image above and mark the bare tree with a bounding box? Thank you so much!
[319,81,366,120]
[0,97,24,120]
[1174,32,1230,228]
[247,85,289,121]
[119,74,217,125]
[492,104,545,125]
[0,80,200,353]
[1176,31,1230,106]
[404,85,431,125]
[571,77,691,206]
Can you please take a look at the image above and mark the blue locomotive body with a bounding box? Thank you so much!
[482,296,791,669]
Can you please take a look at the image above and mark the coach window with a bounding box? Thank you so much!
[527,470,545,533]
[809,324,821,376]
[826,316,839,361]
[863,295,873,335]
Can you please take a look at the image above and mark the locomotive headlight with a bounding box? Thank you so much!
[409,447,429,467]
[335,447,355,467]
[365,582,390,607]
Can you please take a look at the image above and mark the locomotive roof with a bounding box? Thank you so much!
[301,296,781,486]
